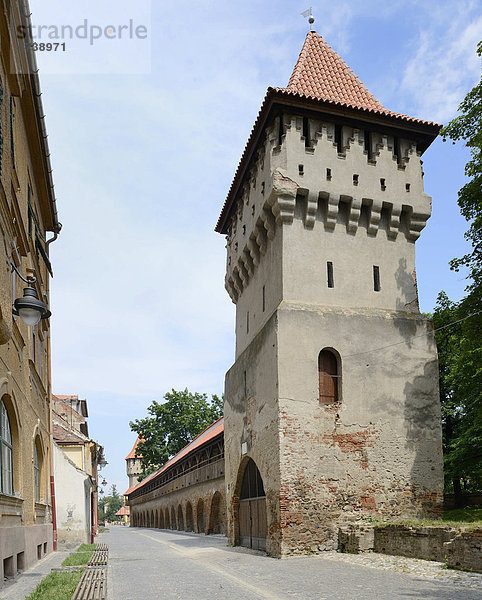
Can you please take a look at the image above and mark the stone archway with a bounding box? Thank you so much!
[185,502,194,532]
[165,507,170,529]
[159,509,164,529]
[236,458,266,551]
[177,505,184,531]
[196,499,205,533]
[153,510,158,528]
[207,491,225,535]
[171,506,176,530]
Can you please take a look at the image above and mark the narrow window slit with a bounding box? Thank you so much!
[334,124,342,153]
[380,178,386,191]
[405,183,410,192]
[327,262,334,288]
[298,164,304,175]
[373,266,381,291]
[326,168,332,180]
[353,174,359,185]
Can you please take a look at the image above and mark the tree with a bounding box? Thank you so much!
[435,41,482,504]
[440,40,481,291]
[99,484,123,522]
[129,389,223,479]
[433,293,482,502]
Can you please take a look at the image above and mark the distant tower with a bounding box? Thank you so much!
[216,32,443,557]
[125,437,142,488]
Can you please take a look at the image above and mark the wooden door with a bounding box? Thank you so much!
[238,459,266,551]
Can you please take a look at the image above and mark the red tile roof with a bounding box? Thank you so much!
[214,32,441,234]
[287,31,385,112]
[124,485,137,496]
[125,436,143,460]
[127,417,224,496]
[116,505,130,516]
[53,423,86,445]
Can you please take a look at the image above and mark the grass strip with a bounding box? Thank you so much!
[61,551,93,567]
[25,569,84,600]
[77,543,97,552]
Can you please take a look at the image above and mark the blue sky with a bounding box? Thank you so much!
[30,0,481,495]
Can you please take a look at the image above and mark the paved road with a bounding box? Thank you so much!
[107,527,482,600]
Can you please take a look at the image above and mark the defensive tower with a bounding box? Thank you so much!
[216,31,443,557]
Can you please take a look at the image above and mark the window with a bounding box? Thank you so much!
[373,265,381,291]
[0,400,13,495]
[318,349,340,403]
[327,262,334,288]
[33,440,41,502]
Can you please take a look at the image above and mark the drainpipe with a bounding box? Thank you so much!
[50,475,57,551]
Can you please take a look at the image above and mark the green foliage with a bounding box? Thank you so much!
[440,40,482,291]
[25,569,85,600]
[99,484,123,521]
[129,388,223,478]
[434,41,482,501]
[61,552,93,567]
[433,292,482,496]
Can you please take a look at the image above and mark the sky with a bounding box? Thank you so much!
[28,0,481,496]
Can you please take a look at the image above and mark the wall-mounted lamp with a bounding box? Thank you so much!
[11,264,51,326]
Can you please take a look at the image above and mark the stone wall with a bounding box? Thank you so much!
[339,524,482,573]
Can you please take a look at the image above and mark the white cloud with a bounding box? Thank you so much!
[400,3,481,122]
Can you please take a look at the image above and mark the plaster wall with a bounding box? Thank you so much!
[53,443,91,547]
[276,305,443,554]
[224,312,282,556]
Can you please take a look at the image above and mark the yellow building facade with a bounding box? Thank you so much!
[0,0,61,587]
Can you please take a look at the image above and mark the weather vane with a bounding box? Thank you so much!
[301,7,315,31]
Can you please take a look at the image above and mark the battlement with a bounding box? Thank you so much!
[225,111,432,308]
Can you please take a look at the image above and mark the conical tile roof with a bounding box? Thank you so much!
[286,31,386,112]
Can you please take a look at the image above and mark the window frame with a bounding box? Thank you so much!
[33,439,41,503]
[0,400,14,495]
[318,348,341,404]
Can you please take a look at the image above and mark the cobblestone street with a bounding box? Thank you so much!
[106,527,482,600]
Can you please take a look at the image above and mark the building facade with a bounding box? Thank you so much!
[0,0,61,586]
[52,395,103,546]
[128,31,443,558]
[217,31,443,557]
[128,419,226,536]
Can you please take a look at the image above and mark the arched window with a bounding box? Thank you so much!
[1,400,13,495]
[318,349,340,403]
[33,440,41,502]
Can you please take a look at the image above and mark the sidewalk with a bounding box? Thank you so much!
[0,549,69,600]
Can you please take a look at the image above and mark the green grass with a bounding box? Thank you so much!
[25,569,84,600]
[76,543,96,552]
[61,551,93,566]
[362,507,482,531]
[443,507,482,524]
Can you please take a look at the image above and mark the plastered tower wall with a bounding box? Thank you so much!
[220,33,443,557]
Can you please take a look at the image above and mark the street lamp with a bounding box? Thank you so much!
[11,264,51,326]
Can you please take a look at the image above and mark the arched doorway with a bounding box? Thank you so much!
[165,508,170,529]
[208,491,225,535]
[171,506,176,530]
[159,509,164,529]
[196,499,205,533]
[238,458,266,551]
[185,502,194,532]
[153,510,158,528]
[177,505,184,531]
